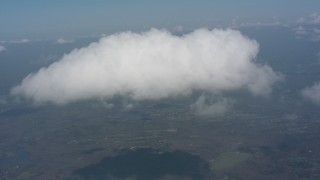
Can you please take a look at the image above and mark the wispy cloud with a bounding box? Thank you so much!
[238,21,283,28]
[302,82,320,104]
[0,45,7,53]
[301,51,320,103]
[56,38,74,44]
[10,38,30,44]
[293,26,308,35]
[293,26,320,42]
[229,16,287,29]
[310,13,320,24]
[237,11,320,40]
[293,13,320,41]
[311,28,320,41]
[191,95,234,117]
[295,12,320,25]
[12,28,281,105]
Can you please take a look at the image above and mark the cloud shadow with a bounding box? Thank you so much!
[73,148,210,180]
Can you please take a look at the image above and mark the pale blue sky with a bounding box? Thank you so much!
[0,0,319,40]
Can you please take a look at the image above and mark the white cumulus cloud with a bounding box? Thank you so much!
[11,28,281,105]
[302,82,320,104]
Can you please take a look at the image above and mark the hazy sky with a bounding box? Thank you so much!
[1,0,319,39]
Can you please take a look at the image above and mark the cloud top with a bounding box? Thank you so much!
[12,28,281,104]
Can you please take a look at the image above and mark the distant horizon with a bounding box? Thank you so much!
[1,1,320,40]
